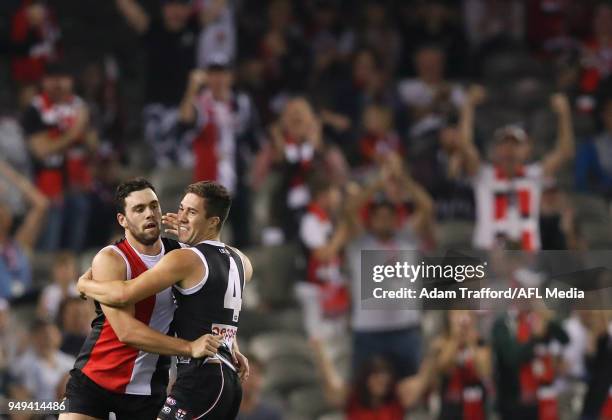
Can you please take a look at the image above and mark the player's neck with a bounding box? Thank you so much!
[125,233,163,256]
[195,231,222,244]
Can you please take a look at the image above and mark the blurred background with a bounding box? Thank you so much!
[1,0,612,419]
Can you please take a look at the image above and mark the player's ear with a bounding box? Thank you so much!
[209,216,220,231]
[117,213,127,229]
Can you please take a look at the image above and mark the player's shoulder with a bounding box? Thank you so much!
[96,245,126,264]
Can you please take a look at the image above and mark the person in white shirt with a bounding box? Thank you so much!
[12,319,75,401]
[455,85,574,251]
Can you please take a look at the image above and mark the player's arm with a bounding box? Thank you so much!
[78,249,204,306]
[93,249,220,357]
[542,93,575,176]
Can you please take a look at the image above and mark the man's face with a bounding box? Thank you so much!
[162,2,191,31]
[353,51,376,85]
[42,75,73,102]
[33,324,61,355]
[208,69,233,99]
[369,206,396,240]
[52,258,77,287]
[494,138,529,168]
[177,193,216,245]
[415,48,444,81]
[118,188,162,246]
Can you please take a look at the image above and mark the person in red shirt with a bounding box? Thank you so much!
[10,0,61,84]
[310,337,433,420]
[22,62,96,251]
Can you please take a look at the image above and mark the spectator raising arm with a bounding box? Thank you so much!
[28,106,89,161]
[178,69,207,124]
[387,153,435,244]
[115,0,150,34]
[456,85,486,177]
[542,93,575,176]
[0,160,48,251]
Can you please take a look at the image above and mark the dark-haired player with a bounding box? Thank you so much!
[60,178,223,420]
[78,181,251,420]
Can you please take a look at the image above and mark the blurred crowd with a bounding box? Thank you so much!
[2,0,612,419]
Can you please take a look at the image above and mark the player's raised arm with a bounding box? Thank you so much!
[78,249,205,306]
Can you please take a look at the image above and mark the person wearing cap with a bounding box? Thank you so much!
[115,0,199,167]
[22,62,95,252]
[455,85,575,251]
[178,57,260,247]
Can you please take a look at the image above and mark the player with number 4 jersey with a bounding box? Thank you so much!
[77,181,252,420]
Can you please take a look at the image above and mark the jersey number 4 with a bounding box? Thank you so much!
[224,257,243,322]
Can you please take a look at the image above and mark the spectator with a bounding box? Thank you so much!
[578,2,612,94]
[430,310,491,420]
[36,251,79,321]
[0,298,28,399]
[195,0,236,68]
[575,96,612,197]
[396,44,465,140]
[77,58,124,155]
[322,48,390,147]
[353,103,403,171]
[0,160,48,300]
[539,182,583,250]
[580,310,612,420]
[236,353,283,420]
[310,338,432,420]
[178,58,261,247]
[58,296,92,357]
[492,309,569,420]
[397,0,468,78]
[455,87,575,251]
[343,159,433,375]
[11,319,74,401]
[296,176,350,341]
[358,1,400,78]
[255,97,348,241]
[115,0,198,167]
[306,0,355,83]
[22,62,95,252]
[10,0,61,84]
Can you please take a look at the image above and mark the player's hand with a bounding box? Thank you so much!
[232,349,249,383]
[550,93,571,115]
[77,268,93,297]
[190,334,223,358]
[162,212,179,237]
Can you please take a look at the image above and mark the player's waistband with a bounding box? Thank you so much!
[176,345,236,372]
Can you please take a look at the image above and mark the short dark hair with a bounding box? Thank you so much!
[115,178,156,214]
[185,181,231,230]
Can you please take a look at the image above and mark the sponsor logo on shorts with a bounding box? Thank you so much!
[166,397,176,406]
[162,406,171,414]
[177,356,191,364]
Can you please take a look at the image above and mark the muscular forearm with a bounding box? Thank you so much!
[117,324,192,356]
[81,279,129,306]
